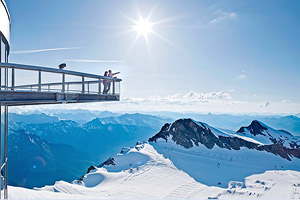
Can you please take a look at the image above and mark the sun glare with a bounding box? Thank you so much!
[133,18,153,36]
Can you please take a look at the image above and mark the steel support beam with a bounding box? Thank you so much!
[4,106,7,199]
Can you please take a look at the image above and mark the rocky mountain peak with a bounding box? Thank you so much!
[237,120,268,136]
[149,118,221,149]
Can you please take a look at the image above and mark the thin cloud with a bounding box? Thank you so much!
[237,74,247,79]
[64,59,125,63]
[11,47,81,54]
[260,102,271,107]
[210,10,237,24]
[122,91,233,106]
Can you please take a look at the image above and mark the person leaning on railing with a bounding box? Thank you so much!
[103,71,108,94]
[103,70,120,94]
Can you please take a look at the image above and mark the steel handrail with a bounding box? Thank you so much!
[0,63,122,81]
[12,80,120,89]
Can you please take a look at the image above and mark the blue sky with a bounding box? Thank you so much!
[5,0,300,114]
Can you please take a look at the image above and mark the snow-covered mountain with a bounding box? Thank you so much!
[6,119,300,199]
[150,119,300,161]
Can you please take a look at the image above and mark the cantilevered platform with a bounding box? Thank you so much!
[0,63,122,106]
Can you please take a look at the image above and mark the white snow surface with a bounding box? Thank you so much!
[6,138,300,199]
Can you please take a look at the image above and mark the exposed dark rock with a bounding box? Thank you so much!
[237,120,267,136]
[149,119,300,161]
[86,165,97,174]
[98,157,115,168]
[149,123,171,142]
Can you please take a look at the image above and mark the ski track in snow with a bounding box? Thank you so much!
[164,182,202,199]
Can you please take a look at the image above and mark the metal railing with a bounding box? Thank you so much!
[0,63,121,96]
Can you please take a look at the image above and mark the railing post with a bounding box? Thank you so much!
[82,76,85,94]
[62,73,65,93]
[98,79,101,94]
[5,46,8,90]
[38,70,41,92]
[112,80,115,95]
[11,68,15,90]
[87,82,90,94]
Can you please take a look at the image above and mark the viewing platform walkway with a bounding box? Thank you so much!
[0,63,122,106]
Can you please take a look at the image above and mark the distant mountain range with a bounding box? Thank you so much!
[146,111,300,136]
[7,113,170,188]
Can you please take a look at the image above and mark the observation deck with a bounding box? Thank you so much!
[0,63,122,106]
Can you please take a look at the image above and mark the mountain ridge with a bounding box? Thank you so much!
[149,118,300,160]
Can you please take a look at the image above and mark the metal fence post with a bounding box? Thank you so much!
[62,73,65,93]
[11,68,15,90]
[98,79,101,94]
[112,80,115,95]
[38,70,41,92]
[82,76,85,94]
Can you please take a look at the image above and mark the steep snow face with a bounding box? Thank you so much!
[236,120,300,148]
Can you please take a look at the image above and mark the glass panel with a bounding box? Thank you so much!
[0,0,10,45]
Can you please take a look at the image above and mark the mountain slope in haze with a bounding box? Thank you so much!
[8,129,95,188]
[16,113,170,162]
[9,113,59,124]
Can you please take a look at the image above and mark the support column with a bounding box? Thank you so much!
[0,35,2,90]
[4,106,8,199]
[0,106,1,199]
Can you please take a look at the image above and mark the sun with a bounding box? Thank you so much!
[133,18,153,37]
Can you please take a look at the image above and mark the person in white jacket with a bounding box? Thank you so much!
[106,70,120,94]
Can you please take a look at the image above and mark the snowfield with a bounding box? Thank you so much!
[4,142,300,199]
